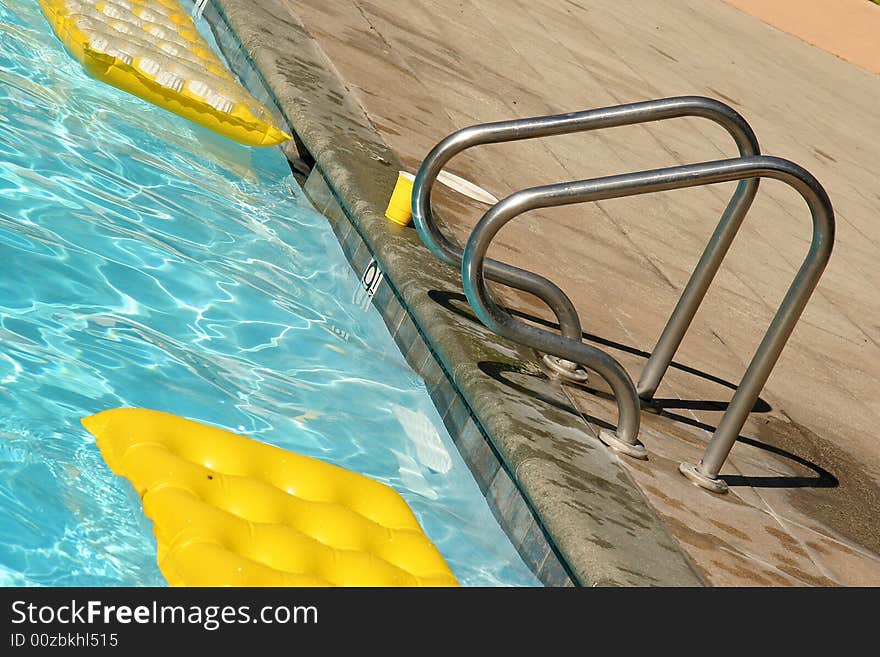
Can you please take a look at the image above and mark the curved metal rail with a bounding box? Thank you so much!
[461,156,834,492]
[412,96,760,382]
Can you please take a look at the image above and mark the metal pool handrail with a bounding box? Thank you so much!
[412,96,760,381]
[461,156,834,492]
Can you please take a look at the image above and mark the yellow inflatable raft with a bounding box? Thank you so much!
[40,0,290,147]
[82,408,458,587]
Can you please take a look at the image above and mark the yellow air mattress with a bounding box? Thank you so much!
[40,0,291,147]
[82,408,458,586]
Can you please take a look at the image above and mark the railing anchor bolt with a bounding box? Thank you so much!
[599,429,648,460]
[679,462,729,493]
[542,354,589,383]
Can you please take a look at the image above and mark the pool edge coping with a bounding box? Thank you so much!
[205,0,704,587]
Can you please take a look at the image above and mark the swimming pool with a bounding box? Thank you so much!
[0,0,539,586]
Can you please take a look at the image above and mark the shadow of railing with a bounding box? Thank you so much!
[477,358,837,491]
[430,288,772,414]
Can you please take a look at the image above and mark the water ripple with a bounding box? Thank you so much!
[0,0,539,586]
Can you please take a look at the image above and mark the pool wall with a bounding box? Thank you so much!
[200,0,702,586]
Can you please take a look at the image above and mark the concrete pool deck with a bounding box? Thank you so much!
[219,0,880,585]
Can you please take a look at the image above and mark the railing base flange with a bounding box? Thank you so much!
[679,462,729,493]
[599,429,648,460]
[542,354,589,383]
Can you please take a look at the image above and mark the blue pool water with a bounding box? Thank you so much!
[0,0,539,586]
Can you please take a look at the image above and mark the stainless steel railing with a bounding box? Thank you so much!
[413,97,760,385]
[412,96,834,492]
[460,155,833,493]
[413,97,759,462]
